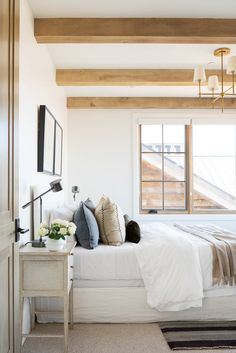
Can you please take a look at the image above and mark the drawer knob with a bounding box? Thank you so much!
[70,278,73,282]
[70,266,74,269]
[70,253,74,256]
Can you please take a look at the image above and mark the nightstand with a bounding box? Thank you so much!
[19,241,76,353]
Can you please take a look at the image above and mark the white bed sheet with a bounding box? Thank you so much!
[73,223,236,298]
[73,242,141,281]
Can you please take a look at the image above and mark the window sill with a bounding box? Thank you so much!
[134,213,236,222]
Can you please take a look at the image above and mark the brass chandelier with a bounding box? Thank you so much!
[193,47,236,112]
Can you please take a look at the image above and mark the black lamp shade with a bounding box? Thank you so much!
[50,179,63,192]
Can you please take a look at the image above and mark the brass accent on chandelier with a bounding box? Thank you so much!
[193,47,236,112]
[214,47,230,57]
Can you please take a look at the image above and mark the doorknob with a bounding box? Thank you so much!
[15,218,29,242]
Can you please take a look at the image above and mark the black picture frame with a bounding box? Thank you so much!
[54,121,63,176]
[38,105,55,175]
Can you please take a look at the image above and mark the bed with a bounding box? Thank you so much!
[35,222,236,323]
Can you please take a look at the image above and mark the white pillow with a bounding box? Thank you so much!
[95,196,125,246]
[49,206,74,225]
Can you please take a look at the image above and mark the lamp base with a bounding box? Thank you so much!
[31,239,46,248]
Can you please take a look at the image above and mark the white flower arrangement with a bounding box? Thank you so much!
[38,219,76,241]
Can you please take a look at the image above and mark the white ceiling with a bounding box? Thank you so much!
[47,44,236,70]
[28,0,236,98]
[28,0,236,18]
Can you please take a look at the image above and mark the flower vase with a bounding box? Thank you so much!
[46,237,66,251]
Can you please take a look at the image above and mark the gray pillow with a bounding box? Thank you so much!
[124,214,131,226]
[74,202,99,249]
[84,198,96,213]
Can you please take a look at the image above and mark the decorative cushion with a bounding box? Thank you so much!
[74,202,99,249]
[95,196,125,246]
[49,206,74,224]
[124,214,141,243]
[126,220,141,244]
[124,214,131,226]
[84,198,96,213]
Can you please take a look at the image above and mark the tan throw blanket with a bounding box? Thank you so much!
[175,224,236,286]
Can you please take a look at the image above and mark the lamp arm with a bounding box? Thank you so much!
[22,187,53,209]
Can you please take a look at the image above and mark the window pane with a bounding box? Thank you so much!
[141,182,163,210]
[141,125,162,152]
[163,154,185,181]
[141,153,162,181]
[193,125,236,210]
[164,182,185,210]
[163,125,185,152]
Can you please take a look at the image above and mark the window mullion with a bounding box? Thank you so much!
[186,124,193,214]
[162,125,164,211]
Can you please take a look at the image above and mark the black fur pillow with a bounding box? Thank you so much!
[124,214,141,243]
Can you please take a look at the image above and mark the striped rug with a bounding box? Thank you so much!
[159,321,236,350]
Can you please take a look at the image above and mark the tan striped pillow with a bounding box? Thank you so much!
[95,196,125,246]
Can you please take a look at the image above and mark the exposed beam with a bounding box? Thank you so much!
[35,18,236,44]
[67,97,236,109]
[57,69,232,86]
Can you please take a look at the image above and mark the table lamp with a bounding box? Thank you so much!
[22,179,63,247]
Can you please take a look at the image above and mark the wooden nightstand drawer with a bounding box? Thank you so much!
[23,260,64,291]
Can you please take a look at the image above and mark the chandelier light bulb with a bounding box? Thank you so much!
[193,65,206,82]
[227,56,236,74]
[208,75,219,91]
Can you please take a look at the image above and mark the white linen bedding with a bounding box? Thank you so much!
[73,222,236,312]
[136,223,204,311]
[73,241,140,281]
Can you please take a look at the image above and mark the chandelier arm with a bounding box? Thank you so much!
[223,86,234,94]
[212,95,222,104]
[198,93,219,96]
[221,51,224,96]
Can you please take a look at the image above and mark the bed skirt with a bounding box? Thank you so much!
[36,287,236,323]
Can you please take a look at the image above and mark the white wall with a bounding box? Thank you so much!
[19,0,68,243]
[68,109,236,231]
[68,109,133,214]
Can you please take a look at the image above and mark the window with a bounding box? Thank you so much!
[139,122,236,214]
[193,125,236,211]
[140,124,187,212]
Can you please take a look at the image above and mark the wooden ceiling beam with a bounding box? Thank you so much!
[35,18,236,44]
[67,97,236,109]
[57,69,232,86]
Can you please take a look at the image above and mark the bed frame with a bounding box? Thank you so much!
[36,287,236,323]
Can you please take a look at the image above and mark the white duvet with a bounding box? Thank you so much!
[135,223,204,311]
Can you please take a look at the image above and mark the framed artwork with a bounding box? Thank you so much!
[54,121,63,176]
[38,105,55,174]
